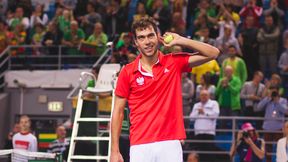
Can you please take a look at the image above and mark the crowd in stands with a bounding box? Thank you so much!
[2,0,288,161]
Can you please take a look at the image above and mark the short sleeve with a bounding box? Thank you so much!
[115,67,130,98]
[172,53,192,72]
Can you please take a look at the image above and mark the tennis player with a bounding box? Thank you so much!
[111,17,220,162]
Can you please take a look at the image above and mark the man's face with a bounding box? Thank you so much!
[94,24,102,34]
[20,117,30,131]
[228,47,237,56]
[224,67,233,78]
[265,16,274,27]
[246,16,254,27]
[15,8,23,18]
[200,91,209,103]
[253,74,263,83]
[56,126,66,139]
[224,27,232,37]
[134,26,158,57]
[71,23,78,31]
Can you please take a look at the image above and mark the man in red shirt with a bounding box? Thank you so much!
[110,17,219,162]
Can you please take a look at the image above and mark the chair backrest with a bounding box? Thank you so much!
[95,64,121,91]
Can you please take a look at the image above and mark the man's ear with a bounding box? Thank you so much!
[134,38,139,47]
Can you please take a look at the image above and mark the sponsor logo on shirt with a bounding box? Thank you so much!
[164,68,170,73]
[15,140,29,150]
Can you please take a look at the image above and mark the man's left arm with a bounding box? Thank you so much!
[162,32,220,67]
[205,101,220,117]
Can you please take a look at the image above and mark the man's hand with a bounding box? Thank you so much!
[110,151,124,162]
[198,108,205,115]
[250,95,260,101]
[221,78,228,87]
[160,32,181,47]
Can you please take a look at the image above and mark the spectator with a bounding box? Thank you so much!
[57,9,73,33]
[276,121,288,162]
[216,65,242,116]
[80,2,102,37]
[263,0,284,30]
[239,0,263,28]
[0,20,8,53]
[195,72,216,101]
[170,11,186,36]
[218,3,240,25]
[215,24,241,64]
[240,71,265,117]
[278,37,288,93]
[12,115,37,162]
[0,0,8,20]
[191,59,220,85]
[220,45,247,86]
[194,27,215,45]
[182,72,194,128]
[105,1,128,37]
[149,0,171,34]
[230,122,265,162]
[4,123,20,149]
[238,15,259,79]
[86,22,108,55]
[51,6,63,24]
[217,3,239,37]
[32,23,45,55]
[132,2,148,24]
[62,20,85,55]
[187,151,199,162]
[116,32,137,65]
[255,86,288,162]
[278,37,288,75]
[8,6,30,30]
[30,4,49,28]
[189,89,219,158]
[42,21,63,55]
[257,14,280,74]
[194,0,217,30]
[262,73,284,96]
[47,125,70,161]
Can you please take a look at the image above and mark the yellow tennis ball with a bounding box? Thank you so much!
[164,34,174,44]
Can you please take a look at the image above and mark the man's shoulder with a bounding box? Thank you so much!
[208,99,219,106]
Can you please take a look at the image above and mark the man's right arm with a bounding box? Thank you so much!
[110,96,127,162]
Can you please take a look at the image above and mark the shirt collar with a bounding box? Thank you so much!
[132,50,164,73]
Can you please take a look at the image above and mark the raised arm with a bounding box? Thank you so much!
[161,32,220,67]
[110,96,126,162]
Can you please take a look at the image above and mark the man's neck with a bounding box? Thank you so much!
[140,51,159,67]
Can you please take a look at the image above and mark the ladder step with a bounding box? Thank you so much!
[71,155,109,160]
[74,137,110,141]
[77,118,110,122]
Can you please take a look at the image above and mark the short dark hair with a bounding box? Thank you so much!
[253,71,263,77]
[131,17,158,38]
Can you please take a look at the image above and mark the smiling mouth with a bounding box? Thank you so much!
[144,46,154,51]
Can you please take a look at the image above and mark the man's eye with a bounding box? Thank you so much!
[148,34,155,39]
[137,37,145,41]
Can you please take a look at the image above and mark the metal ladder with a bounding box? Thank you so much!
[67,64,120,162]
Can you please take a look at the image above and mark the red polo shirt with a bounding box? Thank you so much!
[115,51,191,145]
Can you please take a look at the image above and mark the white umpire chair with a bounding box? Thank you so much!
[67,64,121,162]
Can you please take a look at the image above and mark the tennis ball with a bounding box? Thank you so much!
[164,34,174,44]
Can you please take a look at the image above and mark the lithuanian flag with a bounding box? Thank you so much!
[38,133,57,149]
